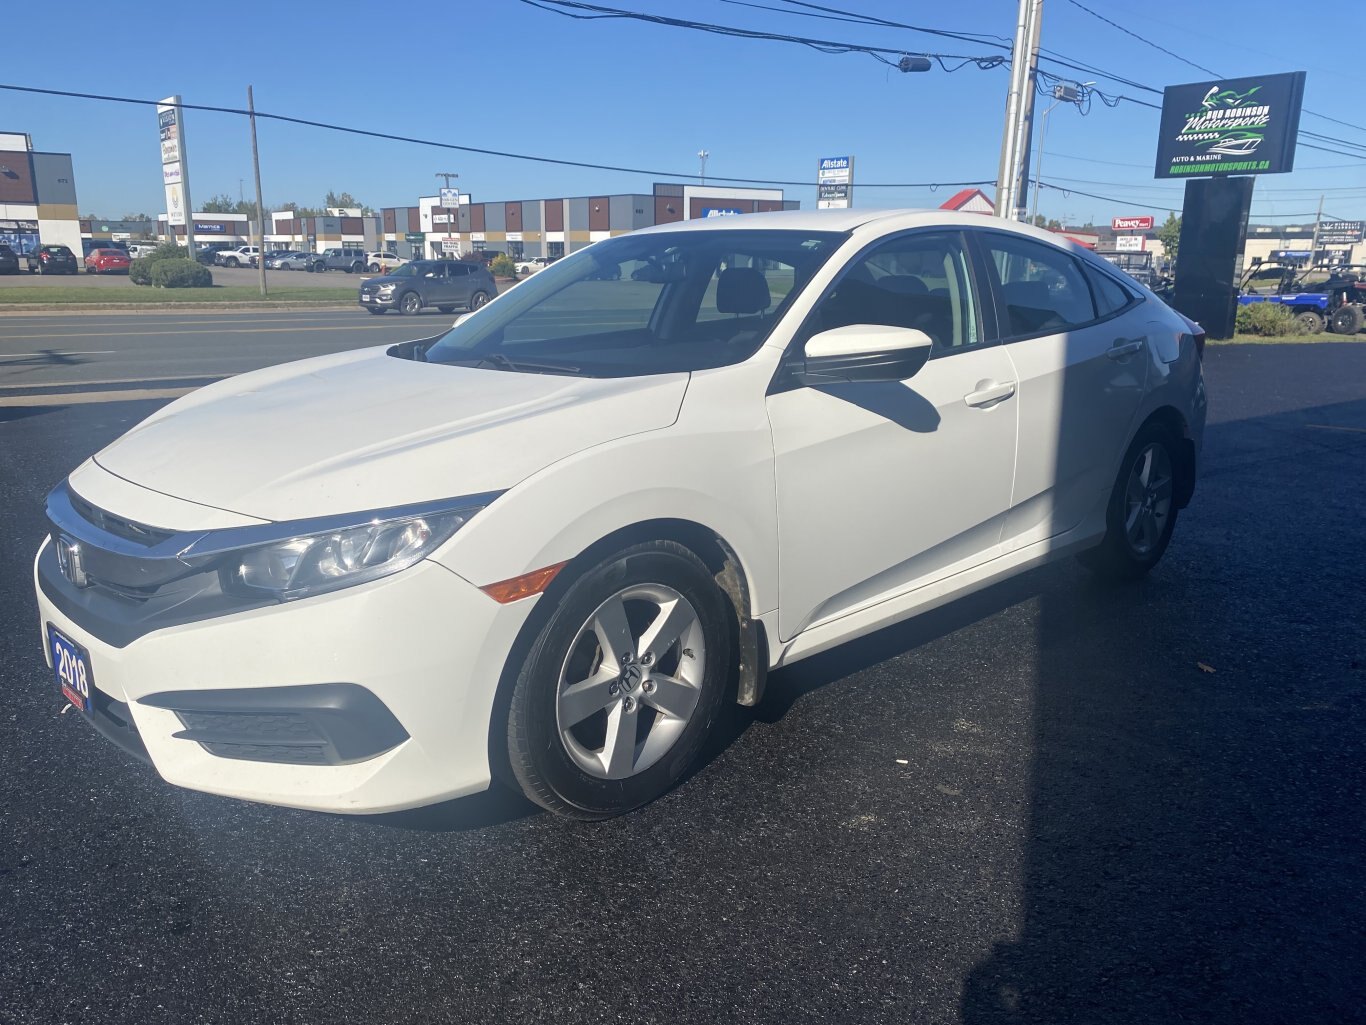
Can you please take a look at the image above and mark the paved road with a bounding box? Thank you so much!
[0,309,450,398]
[1,339,1363,1024]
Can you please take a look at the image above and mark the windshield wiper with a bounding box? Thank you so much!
[475,353,583,375]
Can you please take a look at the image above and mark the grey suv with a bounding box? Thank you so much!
[316,247,368,273]
[359,260,497,315]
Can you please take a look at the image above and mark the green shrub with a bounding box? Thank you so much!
[488,253,518,278]
[1235,302,1296,336]
[145,242,189,262]
[130,243,192,285]
[148,259,213,288]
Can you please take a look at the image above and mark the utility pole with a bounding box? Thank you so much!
[1309,193,1324,267]
[247,86,268,297]
[996,0,1043,220]
[436,171,459,260]
[698,150,709,186]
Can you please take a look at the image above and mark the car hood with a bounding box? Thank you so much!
[93,346,689,522]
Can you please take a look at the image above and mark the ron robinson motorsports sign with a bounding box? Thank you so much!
[1154,72,1306,179]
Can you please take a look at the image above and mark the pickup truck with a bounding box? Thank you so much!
[213,246,260,268]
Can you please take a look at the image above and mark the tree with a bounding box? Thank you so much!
[1028,214,1063,231]
[324,190,374,215]
[200,193,237,213]
[121,212,154,222]
[1157,213,1181,266]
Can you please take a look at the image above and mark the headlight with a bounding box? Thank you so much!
[179,499,498,601]
[377,282,397,292]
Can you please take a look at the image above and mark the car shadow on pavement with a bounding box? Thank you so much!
[342,786,540,833]
[959,385,1366,1024]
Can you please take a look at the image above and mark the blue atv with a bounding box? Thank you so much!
[1238,262,1330,334]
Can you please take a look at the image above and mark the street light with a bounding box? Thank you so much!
[1030,82,1092,226]
[698,150,709,186]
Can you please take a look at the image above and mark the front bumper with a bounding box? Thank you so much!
[34,537,536,814]
[358,291,397,307]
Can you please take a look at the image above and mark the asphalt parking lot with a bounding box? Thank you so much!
[1,330,1363,1024]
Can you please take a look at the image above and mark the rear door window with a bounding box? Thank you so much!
[980,233,1097,337]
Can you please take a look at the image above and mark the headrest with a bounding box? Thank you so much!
[717,267,771,315]
[1002,279,1051,309]
[879,275,928,296]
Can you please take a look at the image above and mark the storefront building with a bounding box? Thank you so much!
[0,131,83,258]
[157,213,252,246]
[383,183,798,261]
[266,210,381,254]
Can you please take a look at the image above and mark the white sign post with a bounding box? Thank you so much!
[816,155,854,209]
[157,97,194,254]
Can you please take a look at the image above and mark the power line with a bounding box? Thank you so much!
[720,0,1012,48]
[1062,0,1366,136]
[0,81,1000,190]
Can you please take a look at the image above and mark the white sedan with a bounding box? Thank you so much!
[34,210,1206,819]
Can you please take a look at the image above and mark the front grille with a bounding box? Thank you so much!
[68,493,174,548]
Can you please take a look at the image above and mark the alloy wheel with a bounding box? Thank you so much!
[555,583,706,780]
[1123,442,1173,556]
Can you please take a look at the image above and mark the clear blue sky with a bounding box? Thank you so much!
[4,0,1363,225]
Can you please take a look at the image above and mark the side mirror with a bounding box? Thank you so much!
[791,325,934,386]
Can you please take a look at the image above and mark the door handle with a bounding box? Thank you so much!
[963,380,1017,408]
[1107,338,1145,360]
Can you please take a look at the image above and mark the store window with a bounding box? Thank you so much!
[508,241,525,260]
[547,241,565,260]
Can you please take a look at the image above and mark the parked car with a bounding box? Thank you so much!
[315,247,368,273]
[195,243,233,266]
[81,239,129,258]
[84,248,132,275]
[365,251,405,273]
[214,246,260,268]
[126,241,163,259]
[32,210,1206,819]
[516,256,556,275]
[0,244,19,274]
[25,245,79,274]
[264,251,314,271]
[358,259,497,315]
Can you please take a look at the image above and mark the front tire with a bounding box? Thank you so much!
[506,541,731,819]
[399,291,423,315]
[1330,304,1363,335]
[1295,309,1325,334]
[1080,423,1180,580]
[225,257,240,268]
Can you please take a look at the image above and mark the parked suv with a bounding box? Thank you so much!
[25,245,79,274]
[0,244,19,274]
[358,259,497,315]
[365,252,405,273]
[317,247,368,273]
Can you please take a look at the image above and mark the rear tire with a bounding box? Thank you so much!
[470,290,490,310]
[1295,309,1325,334]
[505,541,731,819]
[368,263,381,273]
[1330,304,1363,335]
[1080,423,1181,581]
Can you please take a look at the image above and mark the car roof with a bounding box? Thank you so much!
[628,208,1112,261]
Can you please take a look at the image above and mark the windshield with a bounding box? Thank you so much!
[420,229,844,377]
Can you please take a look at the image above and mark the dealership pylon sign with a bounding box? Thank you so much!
[817,156,854,209]
[1154,72,1305,179]
[157,96,195,251]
